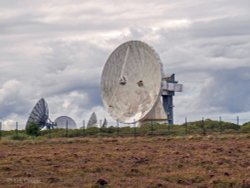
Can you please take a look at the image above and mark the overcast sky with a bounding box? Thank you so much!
[0,0,250,129]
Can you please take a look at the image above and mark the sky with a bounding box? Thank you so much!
[0,0,250,129]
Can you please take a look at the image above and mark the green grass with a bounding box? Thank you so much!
[0,119,249,140]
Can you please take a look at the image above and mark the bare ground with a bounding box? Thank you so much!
[0,135,250,188]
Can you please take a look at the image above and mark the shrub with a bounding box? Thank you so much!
[183,119,240,133]
[9,133,28,140]
[241,122,250,133]
[25,123,40,136]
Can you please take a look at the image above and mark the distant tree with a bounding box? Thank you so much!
[26,123,40,136]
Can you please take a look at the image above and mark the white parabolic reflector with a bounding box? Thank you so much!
[54,116,77,129]
[101,41,162,123]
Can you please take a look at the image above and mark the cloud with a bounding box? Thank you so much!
[0,80,30,118]
[0,0,250,127]
[199,68,250,113]
[2,119,17,131]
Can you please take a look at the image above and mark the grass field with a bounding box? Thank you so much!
[0,135,249,188]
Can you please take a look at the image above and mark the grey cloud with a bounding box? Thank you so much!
[0,0,250,125]
[191,16,250,38]
[0,80,31,118]
[199,68,250,113]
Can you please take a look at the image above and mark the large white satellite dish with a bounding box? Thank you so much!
[101,40,166,124]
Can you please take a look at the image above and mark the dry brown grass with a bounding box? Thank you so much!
[0,135,249,188]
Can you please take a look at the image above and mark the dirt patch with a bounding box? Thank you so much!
[0,135,249,187]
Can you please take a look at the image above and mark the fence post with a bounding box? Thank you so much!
[0,122,2,140]
[133,120,136,137]
[66,120,68,137]
[82,120,85,136]
[202,117,206,136]
[219,116,222,133]
[100,120,103,135]
[167,122,170,133]
[48,126,51,138]
[116,120,119,136]
[16,122,18,137]
[185,117,188,135]
[151,120,154,135]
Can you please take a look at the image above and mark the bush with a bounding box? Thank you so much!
[100,126,117,134]
[241,122,250,133]
[26,123,40,136]
[183,119,240,133]
[85,127,100,135]
[9,133,28,140]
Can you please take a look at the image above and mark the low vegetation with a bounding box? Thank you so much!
[0,119,249,140]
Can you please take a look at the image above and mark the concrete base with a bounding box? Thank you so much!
[139,97,167,126]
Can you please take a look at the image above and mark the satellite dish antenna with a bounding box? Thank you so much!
[102,118,107,128]
[54,116,77,129]
[101,40,167,124]
[87,112,97,128]
[26,98,55,129]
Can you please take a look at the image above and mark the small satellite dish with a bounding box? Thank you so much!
[87,112,97,128]
[101,40,164,124]
[54,116,77,129]
[102,118,107,128]
[26,98,50,129]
